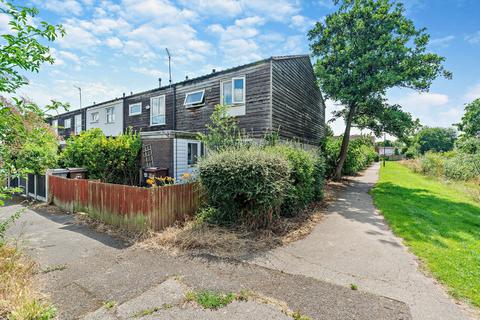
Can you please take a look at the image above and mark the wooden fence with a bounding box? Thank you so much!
[48,175,200,231]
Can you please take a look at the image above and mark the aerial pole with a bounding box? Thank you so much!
[165,48,172,87]
[73,85,82,108]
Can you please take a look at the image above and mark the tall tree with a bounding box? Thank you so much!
[414,127,456,154]
[455,98,480,138]
[308,0,451,180]
[0,0,65,203]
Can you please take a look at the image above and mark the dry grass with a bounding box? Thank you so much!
[0,243,55,319]
[138,182,341,259]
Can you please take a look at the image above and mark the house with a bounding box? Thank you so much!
[49,108,86,139]
[377,146,397,156]
[48,55,326,179]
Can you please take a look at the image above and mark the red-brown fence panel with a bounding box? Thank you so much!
[48,175,199,231]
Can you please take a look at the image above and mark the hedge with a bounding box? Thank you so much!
[325,136,377,177]
[198,148,290,229]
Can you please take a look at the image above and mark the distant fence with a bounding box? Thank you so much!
[48,175,200,231]
[8,174,47,201]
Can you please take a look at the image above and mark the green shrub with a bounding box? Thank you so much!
[198,148,290,229]
[419,152,446,177]
[59,128,141,185]
[265,145,325,215]
[324,136,376,177]
[456,137,480,154]
[444,153,480,181]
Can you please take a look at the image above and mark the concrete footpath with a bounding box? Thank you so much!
[1,200,410,320]
[251,163,474,320]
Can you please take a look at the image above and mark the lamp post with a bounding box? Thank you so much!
[73,85,82,108]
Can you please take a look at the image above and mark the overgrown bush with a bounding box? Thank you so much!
[324,136,376,177]
[456,137,480,154]
[265,145,325,215]
[444,153,480,181]
[198,148,290,229]
[59,128,141,185]
[418,151,446,177]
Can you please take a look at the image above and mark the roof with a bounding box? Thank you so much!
[48,54,311,118]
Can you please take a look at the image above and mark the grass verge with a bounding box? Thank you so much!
[371,162,480,307]
[0,243,56,319]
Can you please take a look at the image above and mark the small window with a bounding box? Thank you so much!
[187,142,199,165]
[74,114,82,135]
[91,112,99,123]
[150,95,166,126]
[221,81,233,105]
[221,77,245,105]
[106,107,115,123]
[129,103,142,116]
[232,77,245,104]
[52,119,58,133]
[184,90,205,107]
[64,118,71,129]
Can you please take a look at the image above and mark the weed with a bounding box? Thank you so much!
[186,290,236,309]
[103,300,117,310]
[291,310,311,320]
[133,307,160,318]
[41,264,67,274]
[162,303,173,309]
[350,283,358,290]
[7,299,56,320]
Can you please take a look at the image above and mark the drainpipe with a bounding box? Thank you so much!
[173,84,178,179]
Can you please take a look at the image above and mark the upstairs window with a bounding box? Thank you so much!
[91,112,99,123]
[129,102,142,116]
[184,90,205,108]
[74,114,82,135]
[150,95,166,126]
[187,142,199,165]
[106,107,115,123]
[64,118,71,129]
[221,77,245,105]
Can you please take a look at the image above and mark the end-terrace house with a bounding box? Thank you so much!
[49,55,326,179]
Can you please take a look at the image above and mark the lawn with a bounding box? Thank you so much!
[371,162,480,307]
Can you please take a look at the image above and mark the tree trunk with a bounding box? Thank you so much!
[333,104,356,181]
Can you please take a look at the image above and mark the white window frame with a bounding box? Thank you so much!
[232,76,246,104]
[220,76,246,105]
[187,142,199,166]
[52,119,58,134]
[184,89,205,108]
[150,95,166,126]
[90,112,99,123]
[74,114,82,135]
[64,118,71,129]
[129,102,142,116]
[106,107,115,124]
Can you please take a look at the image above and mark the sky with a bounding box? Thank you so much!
[6,0,480,135]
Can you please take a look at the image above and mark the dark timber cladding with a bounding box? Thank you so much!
[47,108,87,139]
[123,60,271,137]
[271,56,325,145]
[124,87,174,132]
[175,60,271,137]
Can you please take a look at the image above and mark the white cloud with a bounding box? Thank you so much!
[464,83,480,102]
[465,31,480,44]
[393,92,449,109]
[34,0,83,16]
[58,23,100,50]
[178,0,242,17]
[0,13,12,34]
[290,15,315,32]
[130,66,168,78]
[244,0,299,21]
[430,35,455,47]
[121,0,197,24]
[105,37,124,49]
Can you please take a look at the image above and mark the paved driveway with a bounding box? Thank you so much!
[1,198,410,320]
[251,163,475,320]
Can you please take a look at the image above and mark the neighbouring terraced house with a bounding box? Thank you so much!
[48,55,326,179]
